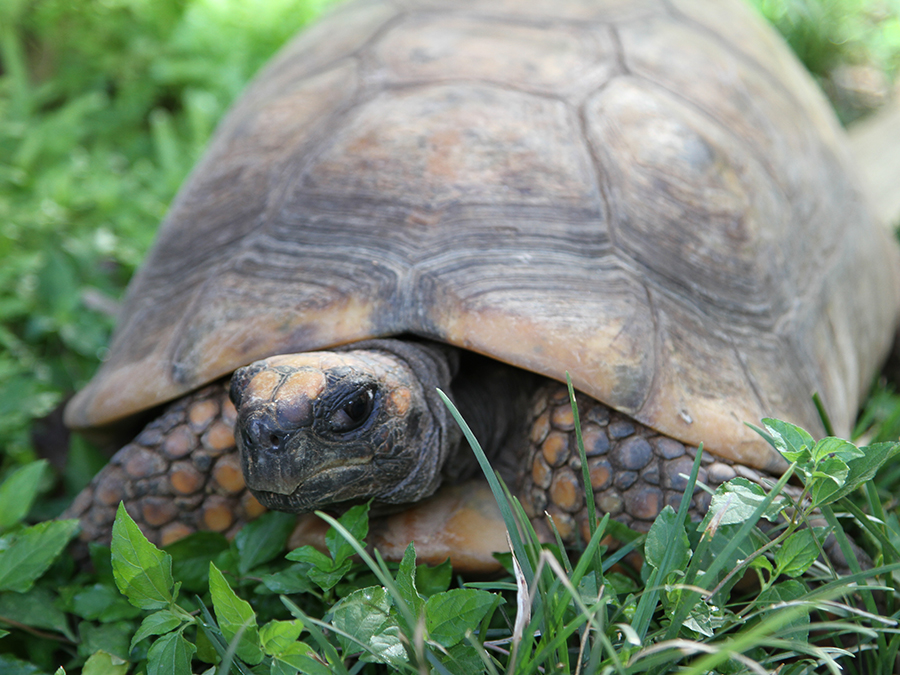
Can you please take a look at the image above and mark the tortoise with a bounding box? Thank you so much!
[65,0,900,572]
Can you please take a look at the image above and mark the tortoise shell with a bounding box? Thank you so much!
[66,0,900,473]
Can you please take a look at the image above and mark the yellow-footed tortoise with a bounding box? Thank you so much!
[65,0,900,572]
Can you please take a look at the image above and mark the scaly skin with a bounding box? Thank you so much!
[67,383,265,549]
[67,369,775,556]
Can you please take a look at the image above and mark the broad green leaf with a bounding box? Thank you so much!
[260,619,304,656]
[811,437,863,464]
[774,529,821,578]
[234,511,297,575]
[72,583,143,622]
[0,519,79,592]
[0,461,46,530]
[331,586,406,665]
[0,653,49,674]
[285,546,348,592]
[260,563,315,595]
[439,642,487,675]
[285,546,331,568]
[325,503,369,566]
[826,441,900,503]
[425,589,496,649]
[272,642,331,675]
[78,621,132,661]
[645,506,690,571]
[209,562,263,665]
[131,609,185,649]
[762,418,815,462]
[82,650,128,675]
[810,456,849,486]
[111,504,174,610]
[166,531,228,593]
[147,630,196,675]
[680,597,715,637]
[701,478,784,528]
[416,558,452,597]
[809,457,850,506]
[756,579,810,642]
[0,587,75,641]
[395,543,424,620]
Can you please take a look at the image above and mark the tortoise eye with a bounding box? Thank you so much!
[328,387,375,433]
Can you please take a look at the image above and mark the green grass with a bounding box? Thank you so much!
[3,0,900,673]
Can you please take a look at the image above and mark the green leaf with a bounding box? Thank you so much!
[439,642,487,675]
[762,418,815,462]
[809,457,849,505]
[0,587,75,641]
[234,511,297,575]
[0,653,50,674]
[827,441,900,503]
[416,558,452,597]
[72,583,143,622]
[111,503,174,610]
[756,579,810,642]
[395,543,424,620]
[260,619,304,656]
[325,503,369,566]
[271,642,331,675]
[701,478,785,527]
[425,589,496,649]
[0,461,46,530]
[166,531,229,593]
[208,562,263,665]
[131,609,185,649]
[774,529,822,578]
[0,519,79,592]
[645,506,690,571]
[331,586,406,665]
[82,651,128,675]
[285,546,349,593]
[810,436,863,464]
[260,563,315,595]
[147,630,196,675]
[78,621,132,661]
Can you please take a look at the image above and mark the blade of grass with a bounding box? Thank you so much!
[437,389,535,590]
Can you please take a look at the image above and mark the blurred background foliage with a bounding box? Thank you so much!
[0,0,899,486]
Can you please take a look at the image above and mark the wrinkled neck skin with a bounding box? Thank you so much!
[341,340,535,494]
[229,338,532,515]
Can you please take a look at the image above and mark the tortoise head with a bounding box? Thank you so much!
[229,346,454,512]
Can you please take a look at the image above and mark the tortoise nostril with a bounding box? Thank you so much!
[241,417,288,454]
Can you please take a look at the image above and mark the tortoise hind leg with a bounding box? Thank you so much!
[66,383,266,548]
[521,382,769,543]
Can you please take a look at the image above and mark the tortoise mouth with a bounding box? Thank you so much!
[247,462,376,514]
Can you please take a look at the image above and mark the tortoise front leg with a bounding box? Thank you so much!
[66,383,265,549]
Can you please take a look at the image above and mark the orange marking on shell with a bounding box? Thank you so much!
[280,369,326,401]
[247,370,282,401]
[389,387,412,415]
